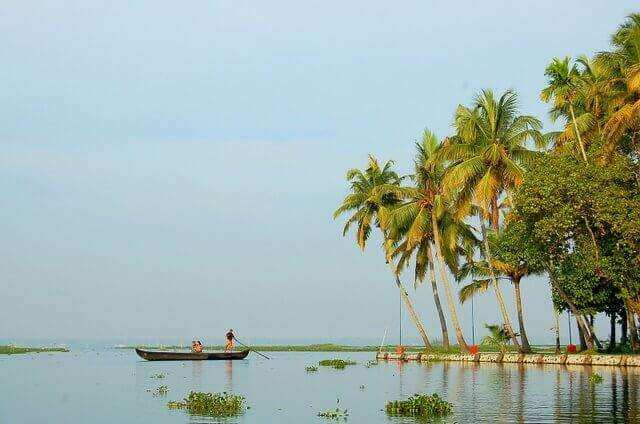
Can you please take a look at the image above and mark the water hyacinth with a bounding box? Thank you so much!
[589,373,604,385]
[318,359,357,370]
[167,391,245,417]
[385,393,453,418]
[318,398,349,420]
[305,365,319,372]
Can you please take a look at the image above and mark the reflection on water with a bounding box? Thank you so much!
[1,350,639,423]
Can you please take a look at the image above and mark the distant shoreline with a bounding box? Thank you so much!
[0,345,69,355]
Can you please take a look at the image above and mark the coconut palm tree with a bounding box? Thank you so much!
[541,56,589,162]
[596,13,640,154]
[333,155,433,349]
[438,89,544,350]
[389,130,477,351]
[458,258,533,352]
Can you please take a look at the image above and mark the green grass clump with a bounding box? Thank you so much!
[385,393,453,418]
[0,345,69,355]
[589,373,604,385]
[305,365,319,372]
[318,359,357,370]
[167,391,245,417]
[150,372,166,379]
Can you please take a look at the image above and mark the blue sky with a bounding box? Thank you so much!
[2,1,638,344]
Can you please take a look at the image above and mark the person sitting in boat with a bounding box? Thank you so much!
[225,329,235,351]
[191,340,203,353]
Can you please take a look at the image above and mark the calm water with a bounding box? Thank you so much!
[2,349,639,423]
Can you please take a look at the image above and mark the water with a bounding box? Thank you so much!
[1,348,639,423]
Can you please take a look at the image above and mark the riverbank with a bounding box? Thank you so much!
[117,343,410,352]
[377,351,640,367]
[0,345,69,355]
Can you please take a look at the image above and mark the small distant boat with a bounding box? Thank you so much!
[135,348,250,361]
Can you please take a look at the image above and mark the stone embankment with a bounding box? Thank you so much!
[376,352,640,367]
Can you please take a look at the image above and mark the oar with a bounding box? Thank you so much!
[233,337,271,359]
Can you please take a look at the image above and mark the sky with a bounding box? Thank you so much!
[1,1,638,345]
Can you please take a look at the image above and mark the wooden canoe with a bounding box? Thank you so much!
[135,348,250,361]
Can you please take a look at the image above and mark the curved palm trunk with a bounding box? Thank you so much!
[394,274,432,350]
[427,246,450,349]
[569,104,588,162]
[479,216,521,350]
[512,276,532,353]
[431,214,468,352]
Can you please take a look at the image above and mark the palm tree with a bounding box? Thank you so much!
[333,155,433,349]
[458,258,533,352]
[439,89,544,350]
[389,130,477,351]
[541,56,589,162]
[596,13,640,154]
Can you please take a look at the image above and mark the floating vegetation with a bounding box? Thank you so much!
[318,359,357,370]
[364,360,378,368]
[359,384,366,390]
[305,366,319,372]
[167,391,245,417]
[385,393,453,418]
[153,385,169,397]
[0,345,69,355]
[318,398,349,420]
[150,372,166,379]
[589,373,604,385]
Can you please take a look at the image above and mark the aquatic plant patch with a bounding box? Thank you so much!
[305,366,319,372]
[150,372,166,379]
[385,393,453,418]
[589,373,603,384]
[318,359,357,369]
[153,385,169,396]
[167,391,245,417]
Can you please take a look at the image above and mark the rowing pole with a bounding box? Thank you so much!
[233,337,271,359]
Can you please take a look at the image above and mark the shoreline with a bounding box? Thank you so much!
[377,352,640,367]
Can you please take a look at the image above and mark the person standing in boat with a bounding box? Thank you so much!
[225,329,235,351]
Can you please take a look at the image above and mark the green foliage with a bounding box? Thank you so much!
[0,345,69,355]
[150,372,166,379]
[481,324,512,353]
[152,385,169,397]
[385,393,453,418]
[305,365,318,372]
[167,391,245,417]
[589,373,604,384]
[318,359,357,370]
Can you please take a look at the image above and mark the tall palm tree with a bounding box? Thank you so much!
[439,89,544,350]
[541,56,589,162]
[333,155,433,349]
[389,130,476,351]
[596,13,640,154]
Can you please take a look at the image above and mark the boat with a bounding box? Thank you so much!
[135,348,250,361]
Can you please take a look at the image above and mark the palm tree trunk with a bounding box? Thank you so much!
[608,313,616,352]
[554,308,561,354]
[394,274,432,350]
[479,216,521,350]
[427,245,450,349]
[569,104,588,162]
[431,214,468,352]
[512,276,532,353]
[490,195,500,231]
[626,302,639,352]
